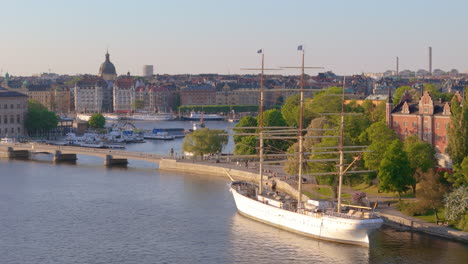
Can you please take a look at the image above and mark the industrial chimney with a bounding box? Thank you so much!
[429,47,432,75]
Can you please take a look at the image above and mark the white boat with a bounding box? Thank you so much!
[129,113,175,121]
[230,182,382,246]
[229,49,383,247]
[103,113,122,121]
[144,131,175,140]
[183,112,223,121]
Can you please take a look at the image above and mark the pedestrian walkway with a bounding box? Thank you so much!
[377,205,468,243]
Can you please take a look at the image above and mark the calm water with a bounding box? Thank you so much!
[0,121,467,264]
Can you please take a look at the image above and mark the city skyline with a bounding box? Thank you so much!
[1,0,467,76]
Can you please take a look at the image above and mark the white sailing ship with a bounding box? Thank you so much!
[229,48,383,246]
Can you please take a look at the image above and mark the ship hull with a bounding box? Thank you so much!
[230,182,383,246]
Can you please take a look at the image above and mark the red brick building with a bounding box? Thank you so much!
[386,91,462,167]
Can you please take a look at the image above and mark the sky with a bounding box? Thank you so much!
[0,0,467,76]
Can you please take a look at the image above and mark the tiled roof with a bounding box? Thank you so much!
[0,89,27,97]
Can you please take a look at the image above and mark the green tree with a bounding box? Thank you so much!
[360,121,397,175]
[404,135,436,194]
[182,128,228,157]
[233,116,257,155]
[393,86,413,103]
[446,93,468,167]
[378,139,414,199]
[444,186,468,231]
[88,113,106,129]
[132,99,145,110]
[362,100,385,123]
[260,109,291,154]
[25,100,58,136]
[445,157,468,188]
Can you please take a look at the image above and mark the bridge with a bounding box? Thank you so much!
[0,143,170,166]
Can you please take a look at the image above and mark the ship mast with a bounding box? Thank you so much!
[258,51,265,195]
[337,77,346,213]
[297,48,305,208]
[281,46,323,208]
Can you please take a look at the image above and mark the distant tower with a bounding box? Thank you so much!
[429,47,432,75]
[396,56,399,77]
[142,65,154,77]
[386,88,393,128]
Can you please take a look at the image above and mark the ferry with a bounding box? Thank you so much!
[129,113,175,121]
[182,112,223,121]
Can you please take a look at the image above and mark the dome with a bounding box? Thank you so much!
[99,52,117,76]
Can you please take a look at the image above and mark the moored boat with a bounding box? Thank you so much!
[229,48,383,246]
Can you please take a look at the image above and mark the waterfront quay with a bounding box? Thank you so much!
[2,142,467,245]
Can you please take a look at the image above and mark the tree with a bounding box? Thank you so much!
[233,116,257,155]
[444,186,468,231]
[378,139,414,199]
[445,156,468,188]
[404,135,436,194]
[182,128,228,158]
[132,99,145,110]
[360,121,397,175]
[260,109,291,154]
[362,100,385,123]
[25,100,58,136]
[393,86,412,103]
[446,93,468,167]
[88,113,105,129]
[416,170,448,220]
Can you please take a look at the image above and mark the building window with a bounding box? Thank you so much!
[424,120,428,129]
[11,128,14,134]
[412,121,417,128]
[445,123,449,129]
[17,115,20,123]
[4,104,7,109]
[424,107,428,113]
[4,115,7,124]
[17,127,20,133]
[10,104,14,109]
[10,115,14,124]
[404,121,408,127]
[393,121,398,127]
[436,122,440,129]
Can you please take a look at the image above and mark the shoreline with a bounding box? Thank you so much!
[160,158,468,244]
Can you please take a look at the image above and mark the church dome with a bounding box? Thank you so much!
[99,52,117,76]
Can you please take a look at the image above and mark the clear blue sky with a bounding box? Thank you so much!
[0,0,467,76]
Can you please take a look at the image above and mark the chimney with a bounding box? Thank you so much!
[396,56,399,77]
[429,47,432,74]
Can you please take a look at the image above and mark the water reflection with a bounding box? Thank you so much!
[229,213,369,264]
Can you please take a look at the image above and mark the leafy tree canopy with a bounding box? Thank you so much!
[360,121,397,173]
[25,100,58,135]
[182,128,228,157]
[88,113,106,129]
[393,86,412,103]
[378,139,414,199]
